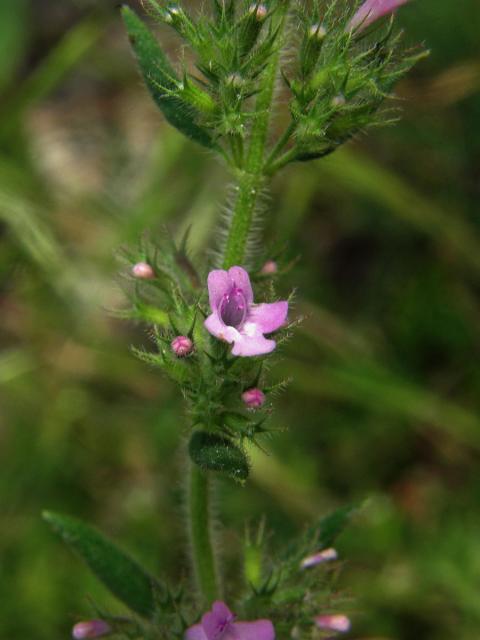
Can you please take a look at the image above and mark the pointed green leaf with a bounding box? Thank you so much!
[43,511,157,618]
[121,6,216,150]
[281,503,358,568]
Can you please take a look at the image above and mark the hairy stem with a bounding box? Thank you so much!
[222,5,290,269]
[188,462,219,604]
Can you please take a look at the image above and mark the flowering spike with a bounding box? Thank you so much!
[242,388,266,409]
[72,620,111,639]
[132,261,155,279]
[315,614,351,633]
[171,335,194,357]
[348,0,410,33]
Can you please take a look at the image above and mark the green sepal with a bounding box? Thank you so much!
[42,511,158,618]
[121,6,216,150]
[188,430,250,481]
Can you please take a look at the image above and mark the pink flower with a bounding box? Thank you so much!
[347,0,410,32]
[204,266,288,357]
[315,614,351,633]
[242,387,266,408]
[185,601,275,640]
[171,335,194,357]
[72,620,111,639]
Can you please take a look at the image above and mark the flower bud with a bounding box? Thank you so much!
[301,23,327,77]
[260,260,278,275]
[315,615,351,633]
[171,335,193,357]
[242,388,265,409]
[72,620,111,639]
[300,547,338,569]
[239,3,268,58]
[249,3,268,21]
[308,23,327,40]
[331,94,346,108]
[132,262,155,280]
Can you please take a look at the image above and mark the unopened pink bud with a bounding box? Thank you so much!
[260,260,278,275]
[300,547,338,569]
[171,335,193,357]
[315,614,351,633]
[331,94,346,108]
[242,387,266,408]
[132,262,155,280]
[309,23,327,40]
[72,620,111,639]
[249,3,268,20]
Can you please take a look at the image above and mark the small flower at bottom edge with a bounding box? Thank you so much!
[72,620,111,639]
[315,614,351,633]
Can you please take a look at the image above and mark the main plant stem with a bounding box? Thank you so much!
[222,4,290,269]
[188,462,219,604]
[188,5,291,604]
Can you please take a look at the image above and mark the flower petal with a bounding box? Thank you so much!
[185,624,208,640]
[202,601,235,640]
[228,266,253,304]
[248,301,288,334]
[348,0,409,31]
[231,333,276,357]
[207,270,232,310]
[204,313,240,343]
[231,620,275,640]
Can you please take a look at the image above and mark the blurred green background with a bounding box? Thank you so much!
[1,0,480,638]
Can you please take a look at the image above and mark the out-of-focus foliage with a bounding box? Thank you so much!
[1,1,479,639]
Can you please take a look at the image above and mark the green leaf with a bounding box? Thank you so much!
[281,503,358,567]
[189,430,250,481]
[311,503,357,548]
[43,511,157,618]
[121,6,216,150]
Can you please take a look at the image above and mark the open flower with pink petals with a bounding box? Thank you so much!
[204,266,288,357]
[348,0,410,32]
[185,601,275,640]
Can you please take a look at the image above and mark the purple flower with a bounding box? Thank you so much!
[347,0,410,32]
[300,547,338,569]
[72,620,111,639]
[204,266,288,357]
[185,601,275,640]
